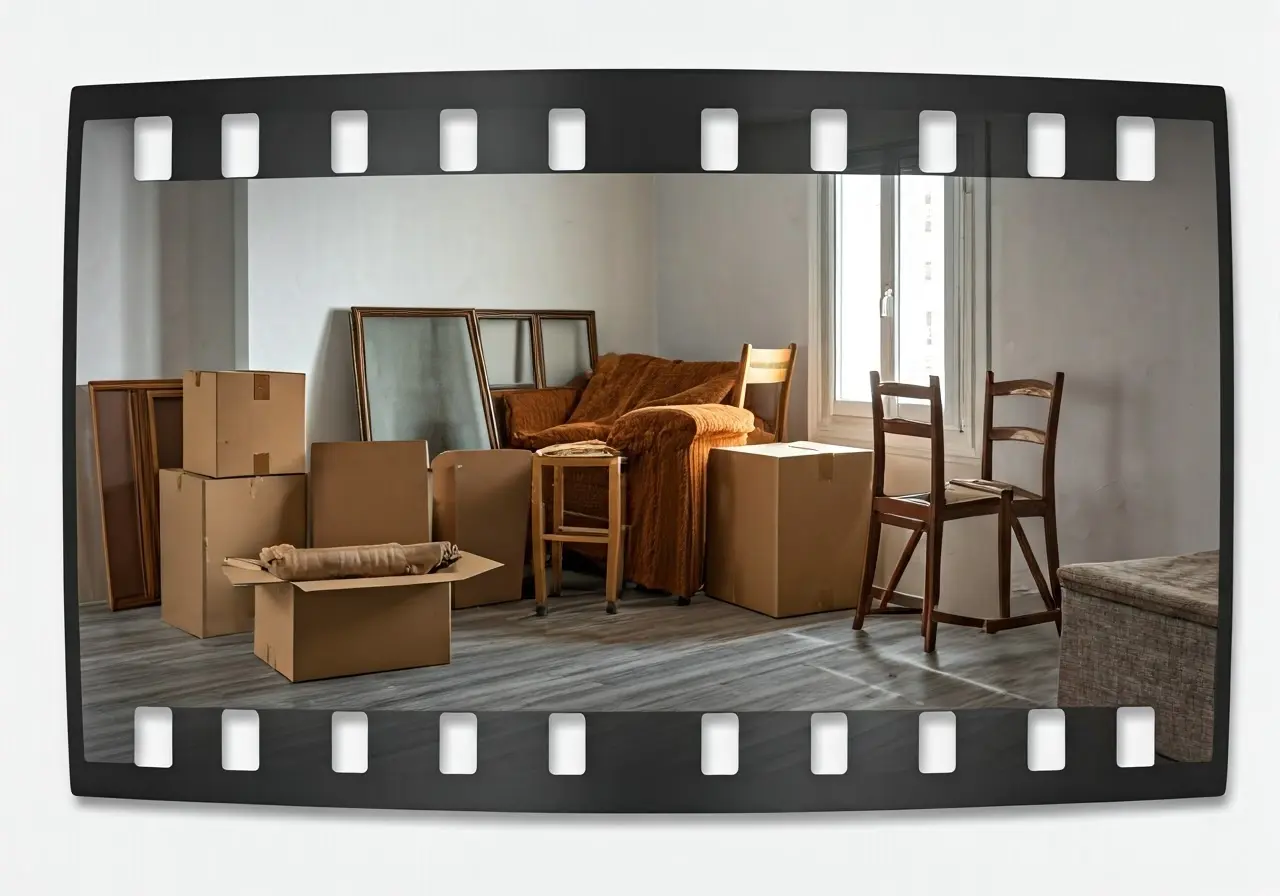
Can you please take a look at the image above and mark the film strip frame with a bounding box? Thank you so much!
[63,69,1234,812]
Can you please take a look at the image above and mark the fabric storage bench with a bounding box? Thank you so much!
[1057,550,1219,762]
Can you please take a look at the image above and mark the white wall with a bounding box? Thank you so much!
[76,119,240,383]
[652,119,1220,613]
[654,174,812,439]
[244,174,658,446]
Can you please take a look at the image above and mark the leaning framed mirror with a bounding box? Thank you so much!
[350,307,499,457]
[536,311,598,386]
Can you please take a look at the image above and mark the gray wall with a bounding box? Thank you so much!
[77,119,241,383]
[243,173,658,447]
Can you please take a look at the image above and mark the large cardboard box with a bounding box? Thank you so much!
[160,470,307,638]
[309,441,433,548]
[432,449,532,608]
[222,553,502,682]
[183,370,306,478]
[705,441,873,618]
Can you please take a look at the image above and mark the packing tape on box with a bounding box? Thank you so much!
[63,67,1232,815]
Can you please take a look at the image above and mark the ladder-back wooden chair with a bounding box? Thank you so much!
[851,371,1064,653]
[949,370,1066,621]
[731,343,798,443]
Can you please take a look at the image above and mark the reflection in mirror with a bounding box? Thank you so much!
[540,315,596,386]
[352,309,497,458]
[478,316,537,389]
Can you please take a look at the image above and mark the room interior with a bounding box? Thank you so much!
[74,116,1221,766]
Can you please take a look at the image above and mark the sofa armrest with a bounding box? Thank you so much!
[609,404,757,454]
[502,387,581,448]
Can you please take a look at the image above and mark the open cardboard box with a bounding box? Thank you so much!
[222,551,501,682]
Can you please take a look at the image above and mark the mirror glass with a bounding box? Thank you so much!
[478,316,537,388]
[356,312,493,457]
[540,317,593,386]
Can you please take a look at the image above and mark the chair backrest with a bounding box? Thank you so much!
[731,343,798,442]
[868,371,946,502]
[979,371,1066,500]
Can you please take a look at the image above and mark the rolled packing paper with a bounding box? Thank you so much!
[254,541,462,582]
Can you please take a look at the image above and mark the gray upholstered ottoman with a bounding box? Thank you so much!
[1057,550,1219,762]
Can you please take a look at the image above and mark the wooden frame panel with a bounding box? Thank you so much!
[87,378,182,610]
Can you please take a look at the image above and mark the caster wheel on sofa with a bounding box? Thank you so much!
[676,596,692,606]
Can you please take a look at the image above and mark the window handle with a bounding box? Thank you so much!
[880,287,894,318]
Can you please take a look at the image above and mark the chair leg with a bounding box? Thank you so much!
[922,519,943,653]
[1044,508,1063,624]
[997,495,1012,619]
[878,527,922,610]
[852,516,882,630]
[531,461,548,617]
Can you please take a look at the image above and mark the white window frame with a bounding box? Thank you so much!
[807,169,990,462]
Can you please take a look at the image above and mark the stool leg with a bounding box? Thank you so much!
[605,458,623,613]
[550,465,564,597]
[531,460,548,616]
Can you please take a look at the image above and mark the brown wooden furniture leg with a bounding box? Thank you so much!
[531,457,549,616]
[852,517,881,630]
[605,458,623,614]
[998,491,1012,619]
[551,464,564,597]
[923,520,943,653]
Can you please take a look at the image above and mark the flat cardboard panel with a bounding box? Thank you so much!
[160,470,307,638]
[256,582,452,682]
[183,370,306,478]
[705,442,872,617]
[159,469,206,637]
[433,448,532,608]
[310,440,433,549]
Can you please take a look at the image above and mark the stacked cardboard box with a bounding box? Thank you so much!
[159,370,308,638]
[705,441,874,618]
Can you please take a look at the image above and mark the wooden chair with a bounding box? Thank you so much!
[851,371,1064,653]
[731,343,798,443]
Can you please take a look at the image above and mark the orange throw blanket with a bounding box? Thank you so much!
[512,353,740,449]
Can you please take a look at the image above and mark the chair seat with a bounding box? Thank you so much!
[948,478,1042,501]
[892,480,1038,508]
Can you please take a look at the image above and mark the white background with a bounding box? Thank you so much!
[1,1,1276,893]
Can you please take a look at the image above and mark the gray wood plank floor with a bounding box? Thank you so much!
[78,574,1061,763]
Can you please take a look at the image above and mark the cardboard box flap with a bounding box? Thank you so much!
[221,551,502,592]
[221,563,281,587]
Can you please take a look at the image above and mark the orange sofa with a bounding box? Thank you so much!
[502,352,767,600]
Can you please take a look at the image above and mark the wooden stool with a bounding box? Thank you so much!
[531,453,626,615]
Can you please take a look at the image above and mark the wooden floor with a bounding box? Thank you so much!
[78,574,1061,763]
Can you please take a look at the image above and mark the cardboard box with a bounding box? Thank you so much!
[432,449,532,608]
[222,552,502,682]
[182,370,306,478]
[705,441,873,618]
[160,469,307,638]
[309,441,433,549]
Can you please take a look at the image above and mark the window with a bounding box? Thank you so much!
[813,157,987,459]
